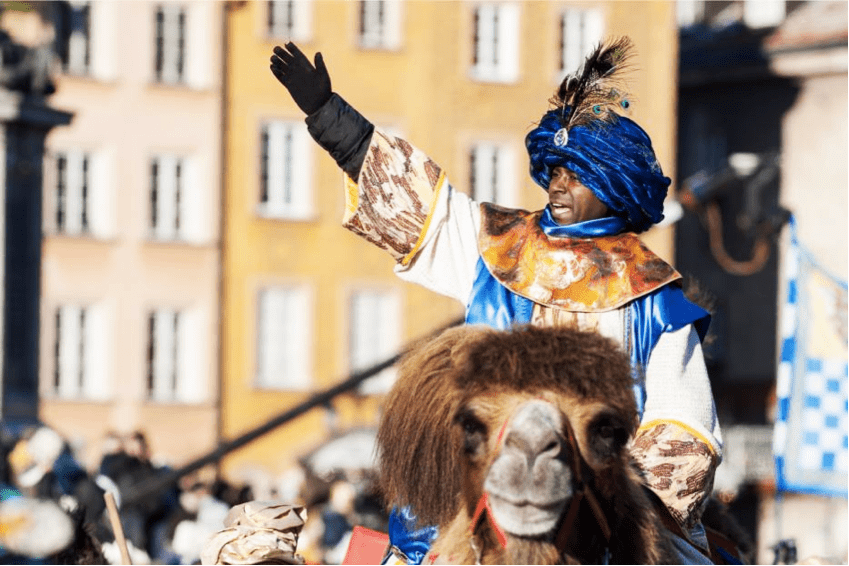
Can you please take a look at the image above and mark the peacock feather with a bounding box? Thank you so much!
[550,36,635,136]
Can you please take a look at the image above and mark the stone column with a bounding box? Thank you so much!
[0,89,71,422]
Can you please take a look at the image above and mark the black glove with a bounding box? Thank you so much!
[270,42,332,116]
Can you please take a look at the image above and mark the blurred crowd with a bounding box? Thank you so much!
[0,423,387,565]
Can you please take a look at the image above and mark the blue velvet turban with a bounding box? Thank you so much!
[525,109,671,233]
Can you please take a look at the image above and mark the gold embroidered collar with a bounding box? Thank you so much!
[478,204,681,313]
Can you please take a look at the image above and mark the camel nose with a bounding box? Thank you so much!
[503,400,564,466]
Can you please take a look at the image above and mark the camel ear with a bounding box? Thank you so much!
[377,327,485,526]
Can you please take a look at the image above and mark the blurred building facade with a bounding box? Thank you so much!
[1,2,225,468]
[219,0,680,483]
[1,0,681,498]
[675,0,847,562]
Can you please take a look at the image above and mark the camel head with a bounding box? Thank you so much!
[378,324,674,564]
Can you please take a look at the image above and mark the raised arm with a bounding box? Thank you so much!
[270,42,373,181]
[269,44,481,302]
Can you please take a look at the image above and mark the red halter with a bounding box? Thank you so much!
[468,409,612,561]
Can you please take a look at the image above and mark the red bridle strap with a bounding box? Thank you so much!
[469,491,509,549]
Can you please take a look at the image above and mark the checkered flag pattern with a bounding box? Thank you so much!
[774,218,848,497]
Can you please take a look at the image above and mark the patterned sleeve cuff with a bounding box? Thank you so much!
[342,130,444,263]
[631,420,719,530]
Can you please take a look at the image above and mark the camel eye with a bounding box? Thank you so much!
[455,410,487,457]
[589,413,629,461]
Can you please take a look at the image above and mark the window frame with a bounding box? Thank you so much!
[468,141,516,207]
[559,8,604,76]
[149,154,186,241]
[154,3,187,85]
[51,303,110,401]
[267,0,313,42]
[358,0,403,51]
[258,119,314,221]
[469,2,520,83]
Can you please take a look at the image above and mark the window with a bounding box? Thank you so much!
[259,121,313,219]
[49,149,113,238]
[358,0,402,50]
[469,143,515,205]
[54,151,90,235]
[149,154,204,242]
[147,308,204,403]
[349,289,401,395]
[53,304,109,400]
[150,155,183,240]
[471,3,519,83]
[743,0,785,28]
[560,8,603,75]
[676,0,704,27]
[154,4,187,84]
[256,287,312,390]
[56,1,91,76]
[268,0,312,41]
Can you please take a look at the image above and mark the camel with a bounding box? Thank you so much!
[377,324,741,564]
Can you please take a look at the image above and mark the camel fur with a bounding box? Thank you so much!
[378,324,682,564]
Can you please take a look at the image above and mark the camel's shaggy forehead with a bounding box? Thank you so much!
[451,325,638,419]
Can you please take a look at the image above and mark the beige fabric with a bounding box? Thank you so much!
[200,501,307,565]
[343,130,443,262]
[631,421,718,530]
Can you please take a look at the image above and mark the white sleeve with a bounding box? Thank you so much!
[393,181,481,305]
[641,324,723,459]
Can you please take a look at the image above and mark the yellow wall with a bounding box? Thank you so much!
[221,1,678,479]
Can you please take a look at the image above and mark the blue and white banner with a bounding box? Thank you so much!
[774,217,848,497]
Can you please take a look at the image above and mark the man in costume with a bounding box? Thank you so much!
[270,38,722,564]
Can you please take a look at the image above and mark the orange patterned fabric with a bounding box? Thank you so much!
[478,204,681,312]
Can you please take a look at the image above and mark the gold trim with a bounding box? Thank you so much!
[343,174,359,219]
[400,171,446,267]
[636,418,717,456]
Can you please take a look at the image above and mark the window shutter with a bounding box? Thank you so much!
[186,2,211,89]
[355,291,400,395]
[181,156,207,243]
[583,10,604,56]
[153,156,178,240]
[383,0,402,49]
[471,145,496,203]
[177,308,205,403]
[290,123,312,218]
[294,0,313,42]
[265,122,286,216]
[562,10,582,73]
[152,310,177,401]
[284,288,311,389]
[258,289,283,387]
[91,0,117,80]
[496,145,516,207]
[57,306,82,398]
[64,151,84,234]
[90,149,115,238]
[83,302,110,400]
[475,5,495,73]
[496,3,519,82]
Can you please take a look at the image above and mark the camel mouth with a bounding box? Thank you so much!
[486,492,568,537]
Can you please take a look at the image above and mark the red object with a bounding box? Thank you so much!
[342,525,390,565]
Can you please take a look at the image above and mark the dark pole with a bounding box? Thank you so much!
[123,316,463,506]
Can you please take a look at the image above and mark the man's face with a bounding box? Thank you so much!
[547,167,609,226]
